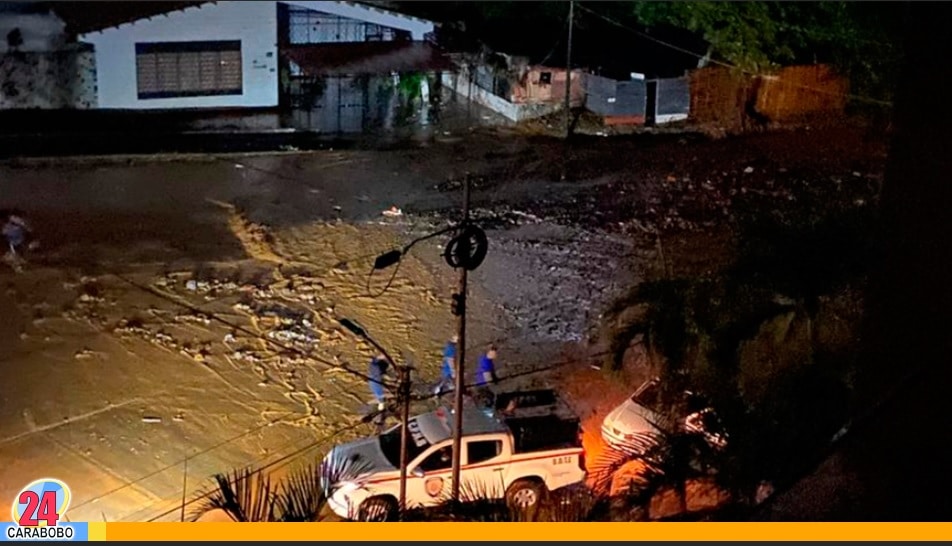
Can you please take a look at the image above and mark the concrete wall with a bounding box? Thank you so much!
[0,12,66,53]
[0,44,96,108]
[80,2,278,109]
[441,70,563,122]
[512,66,585,106]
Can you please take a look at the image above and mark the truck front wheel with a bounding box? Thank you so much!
[358,496,398,522]
[506,479,546,510]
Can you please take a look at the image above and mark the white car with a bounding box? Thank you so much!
[322,392,586,521]
[601,377,727,455]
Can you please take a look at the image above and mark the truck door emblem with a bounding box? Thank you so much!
[425,477,444,497]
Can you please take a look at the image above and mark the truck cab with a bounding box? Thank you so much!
[321,391,586,521]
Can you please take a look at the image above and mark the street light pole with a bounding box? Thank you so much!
[450,176,471,502]
[338,319,411,514]
[564,0,575,140]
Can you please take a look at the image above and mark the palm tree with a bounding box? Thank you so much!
[192,450,373,522]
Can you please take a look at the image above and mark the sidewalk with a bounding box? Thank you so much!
[0,108,350,159]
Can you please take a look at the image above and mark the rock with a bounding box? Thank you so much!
[743,166,754,174]
[185,280,198,291]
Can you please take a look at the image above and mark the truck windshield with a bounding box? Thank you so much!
[632,381,662,412]
[378,427,430,468]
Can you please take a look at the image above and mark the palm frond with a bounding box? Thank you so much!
[274,464,324,522]
[542,486,598,522]
[192,467,277,522]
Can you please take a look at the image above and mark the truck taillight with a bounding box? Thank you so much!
[578,449,586,472]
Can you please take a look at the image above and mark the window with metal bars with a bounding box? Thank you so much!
[135,40,243,99]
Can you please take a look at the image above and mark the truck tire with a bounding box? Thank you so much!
[506,479,546,510]
[358,496,398,522]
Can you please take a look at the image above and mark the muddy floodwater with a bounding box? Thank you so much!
[0,123,885,521]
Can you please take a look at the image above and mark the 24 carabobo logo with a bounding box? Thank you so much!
[13,478,70,527]
[4,479,79,541]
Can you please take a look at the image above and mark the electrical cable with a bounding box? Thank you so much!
[68,411,297,515]
[145,418,370,522]
[364,257,404,298]
[410,347,619,403]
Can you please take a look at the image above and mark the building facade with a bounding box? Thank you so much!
[79,2,278,109]
[77,1,435,111]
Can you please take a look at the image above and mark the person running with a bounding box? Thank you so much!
[473,344,500,409]
[435,334,459,396]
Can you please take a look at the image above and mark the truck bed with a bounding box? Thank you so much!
[506,414,582,454]
[495,389,582,454]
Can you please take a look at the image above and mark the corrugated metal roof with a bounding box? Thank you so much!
[283,41,453,76]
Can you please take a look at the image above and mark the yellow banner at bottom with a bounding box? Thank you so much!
[97,522,952,542]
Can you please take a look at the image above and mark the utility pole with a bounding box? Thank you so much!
[450,176,471,502]
[564,0,575,140]
[396,365,410,513]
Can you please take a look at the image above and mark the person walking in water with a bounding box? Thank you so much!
[1,209,34,271]
[435,334,459,396]
[368,354,392,432]
[474,344,500,408]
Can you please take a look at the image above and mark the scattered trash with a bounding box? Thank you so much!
[743,166,755,174]
[382,206,403,217]
[234,164,245,169]
[185,280,198,291]
[141,416,162,424]
[74,348,95,360]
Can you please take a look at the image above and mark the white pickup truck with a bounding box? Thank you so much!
[321,390,587,521]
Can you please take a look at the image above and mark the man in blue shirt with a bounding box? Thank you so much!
[368,354,392,433]
[474,345,499,408]
[435,335,458,396]
[368,354,391,410]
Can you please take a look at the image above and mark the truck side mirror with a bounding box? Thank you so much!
[412,467,425,478]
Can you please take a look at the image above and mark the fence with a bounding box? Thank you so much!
[688,64,849,132]
[585,74,647,125]
[654,76,690,124]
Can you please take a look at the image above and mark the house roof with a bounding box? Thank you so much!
[283,1,434,39]
[50,0,434,39]
[44,1,209,36]
[283,41,452,76]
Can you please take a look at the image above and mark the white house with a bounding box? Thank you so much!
[77,1,435,110]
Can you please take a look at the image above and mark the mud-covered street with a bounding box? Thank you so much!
[0,123,886,521]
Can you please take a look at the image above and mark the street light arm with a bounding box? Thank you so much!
[372,225,461,271]
[337,318,403,372]
[401,225,460,255]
